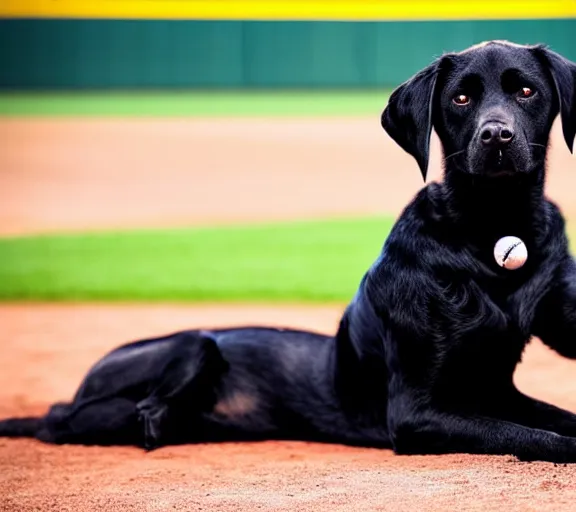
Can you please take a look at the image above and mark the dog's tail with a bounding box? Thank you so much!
[0,417,43,438]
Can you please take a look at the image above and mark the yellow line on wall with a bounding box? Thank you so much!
[2,0,576,20]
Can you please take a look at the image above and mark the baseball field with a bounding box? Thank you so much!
[2,92,576,510]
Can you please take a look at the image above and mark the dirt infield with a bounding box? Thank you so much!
[1,116,576,510]
[1,117,575,236]
[3,304,576,511]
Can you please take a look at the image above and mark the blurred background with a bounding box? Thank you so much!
[1,1,575,90]
[0,1,575,304]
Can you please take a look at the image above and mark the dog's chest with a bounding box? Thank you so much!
[462,274,539,332]
[434,284,532,393]
[431,264,546,352]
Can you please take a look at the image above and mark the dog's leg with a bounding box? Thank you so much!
[532,258,576,359]
[0,402,131,443]
[494,390,576,437]
[36,397,141,446]
[136,331,228,450]
[0,332,227,448]
[389,398,576,462]
[58,332,226,449]
[0,396,141,446]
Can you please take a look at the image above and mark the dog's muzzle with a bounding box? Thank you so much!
[475,121,519,176]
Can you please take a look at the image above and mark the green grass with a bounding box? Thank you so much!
[0,217,393,303]
[0,90,390,117]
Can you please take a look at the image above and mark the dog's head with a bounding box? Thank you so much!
[381,41,576,180]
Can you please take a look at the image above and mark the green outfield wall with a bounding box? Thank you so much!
[1,18,574,90]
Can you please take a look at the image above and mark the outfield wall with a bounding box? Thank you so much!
[1,1,575,90]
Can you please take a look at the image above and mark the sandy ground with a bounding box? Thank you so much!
[1,116,576,510]
[0,117,574,236]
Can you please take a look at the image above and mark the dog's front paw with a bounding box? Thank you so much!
[515,441,576,464]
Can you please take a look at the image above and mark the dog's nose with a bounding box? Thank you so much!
[480,123,514,146]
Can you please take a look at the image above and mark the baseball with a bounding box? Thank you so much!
[493,236,528,270]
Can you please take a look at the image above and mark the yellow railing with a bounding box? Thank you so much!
[2,0,576,20]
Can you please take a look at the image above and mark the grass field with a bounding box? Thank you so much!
[0,217,393,303]
[0,90,397,303]
[0,90,390,117]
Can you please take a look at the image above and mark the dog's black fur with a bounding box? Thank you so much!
[2,41,576,463]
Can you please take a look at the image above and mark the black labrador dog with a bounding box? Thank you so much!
[2,40,576,463]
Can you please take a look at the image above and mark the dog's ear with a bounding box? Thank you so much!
[381,57,446,181]
[534,45,576,153]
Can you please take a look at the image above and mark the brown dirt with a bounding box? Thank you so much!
[1,116,576,510]
[1,117,574,236]
[2,304,576,511]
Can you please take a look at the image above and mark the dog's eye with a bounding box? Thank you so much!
[519,87,534,98]
[453,94,470,106]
